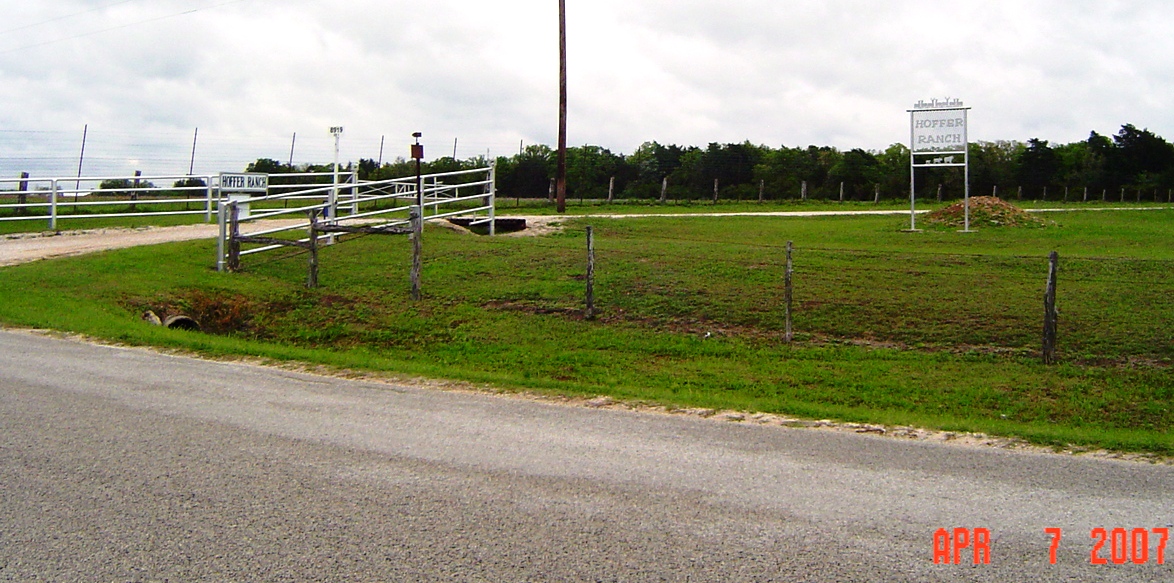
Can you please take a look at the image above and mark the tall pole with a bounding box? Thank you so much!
[288,132,297,168]
[75,124,88,195]
[556,0,568,213]
[188,127,199,175]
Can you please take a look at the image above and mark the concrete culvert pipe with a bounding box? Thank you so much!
[163,315,201,331]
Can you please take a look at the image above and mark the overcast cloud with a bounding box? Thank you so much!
[2,0,1173,177]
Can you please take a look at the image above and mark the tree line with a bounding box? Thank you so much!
[241,123,1174,202]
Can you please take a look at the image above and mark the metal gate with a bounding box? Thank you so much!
[216,166,496,271]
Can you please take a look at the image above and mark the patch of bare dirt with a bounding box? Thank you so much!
[496,215,567,237]
[0,220,305,267]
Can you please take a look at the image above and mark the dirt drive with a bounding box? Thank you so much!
[0,221,304,267]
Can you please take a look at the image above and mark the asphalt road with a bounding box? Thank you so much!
[0,330,1170,582]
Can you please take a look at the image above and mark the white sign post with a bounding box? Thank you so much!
[907,98,971,231]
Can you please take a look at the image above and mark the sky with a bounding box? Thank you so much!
[1,0,1173,178]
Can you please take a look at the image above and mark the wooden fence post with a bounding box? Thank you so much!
[227,203,241,272]
[17,172,28,214]
[660,177,668,203]
[585,225,595,319]
[992,185,998,198]
[1042,251,1059,365]
[307,209,319,288]
[840,182,845,202]
[1083,186,1088,202]
[410,205,422,300]
[548,178,555,203]
[758,179,764,203]
[607,176,614,203]
[936,184,943,202]
[1042,186,1047,201]
[713,178,719,204]
[130,170,141,212]
[801,181,807,201]
[874,184,880,204]
[784,241,794,342]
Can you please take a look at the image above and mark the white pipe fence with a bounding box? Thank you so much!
[0,166,497,272]
[216,166,496,272]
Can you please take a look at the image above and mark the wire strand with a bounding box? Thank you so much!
[0,0,251,55]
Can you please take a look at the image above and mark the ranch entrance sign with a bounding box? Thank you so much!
[908,98,972,231]
[219,173,269,193]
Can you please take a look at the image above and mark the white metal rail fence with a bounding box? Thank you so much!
[217,166,496,273]
[0,172,227,228]
[0,166,496,272]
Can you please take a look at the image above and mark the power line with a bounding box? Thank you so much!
[0,0,140,36]
[0,0,251,56]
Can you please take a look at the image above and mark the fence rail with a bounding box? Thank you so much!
[0,167,497,274]
[216,166,496,272]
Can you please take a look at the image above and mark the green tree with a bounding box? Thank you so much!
[969,140,1022,197]
[1016,138,1059,197]
[1112,124,1174,188]
[876,143,910,199]
[828,148,880,200]
[565,145,628,199]
[245,158,292,174]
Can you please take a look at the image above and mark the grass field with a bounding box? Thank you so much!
[0,205,1170,455]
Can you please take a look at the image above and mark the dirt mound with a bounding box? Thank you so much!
[924,196,1046,228]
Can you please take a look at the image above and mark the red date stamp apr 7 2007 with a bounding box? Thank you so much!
[933,527,1169,565]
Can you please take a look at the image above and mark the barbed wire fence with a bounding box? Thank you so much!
[427,227,1173,366]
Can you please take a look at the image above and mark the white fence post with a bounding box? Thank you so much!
[351,170,359,216]
[489,164,497,236]
[49,179,58,230]
[205,177,215,222]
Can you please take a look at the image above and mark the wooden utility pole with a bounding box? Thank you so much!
[189,127,199,175]
[556,0,568,213]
